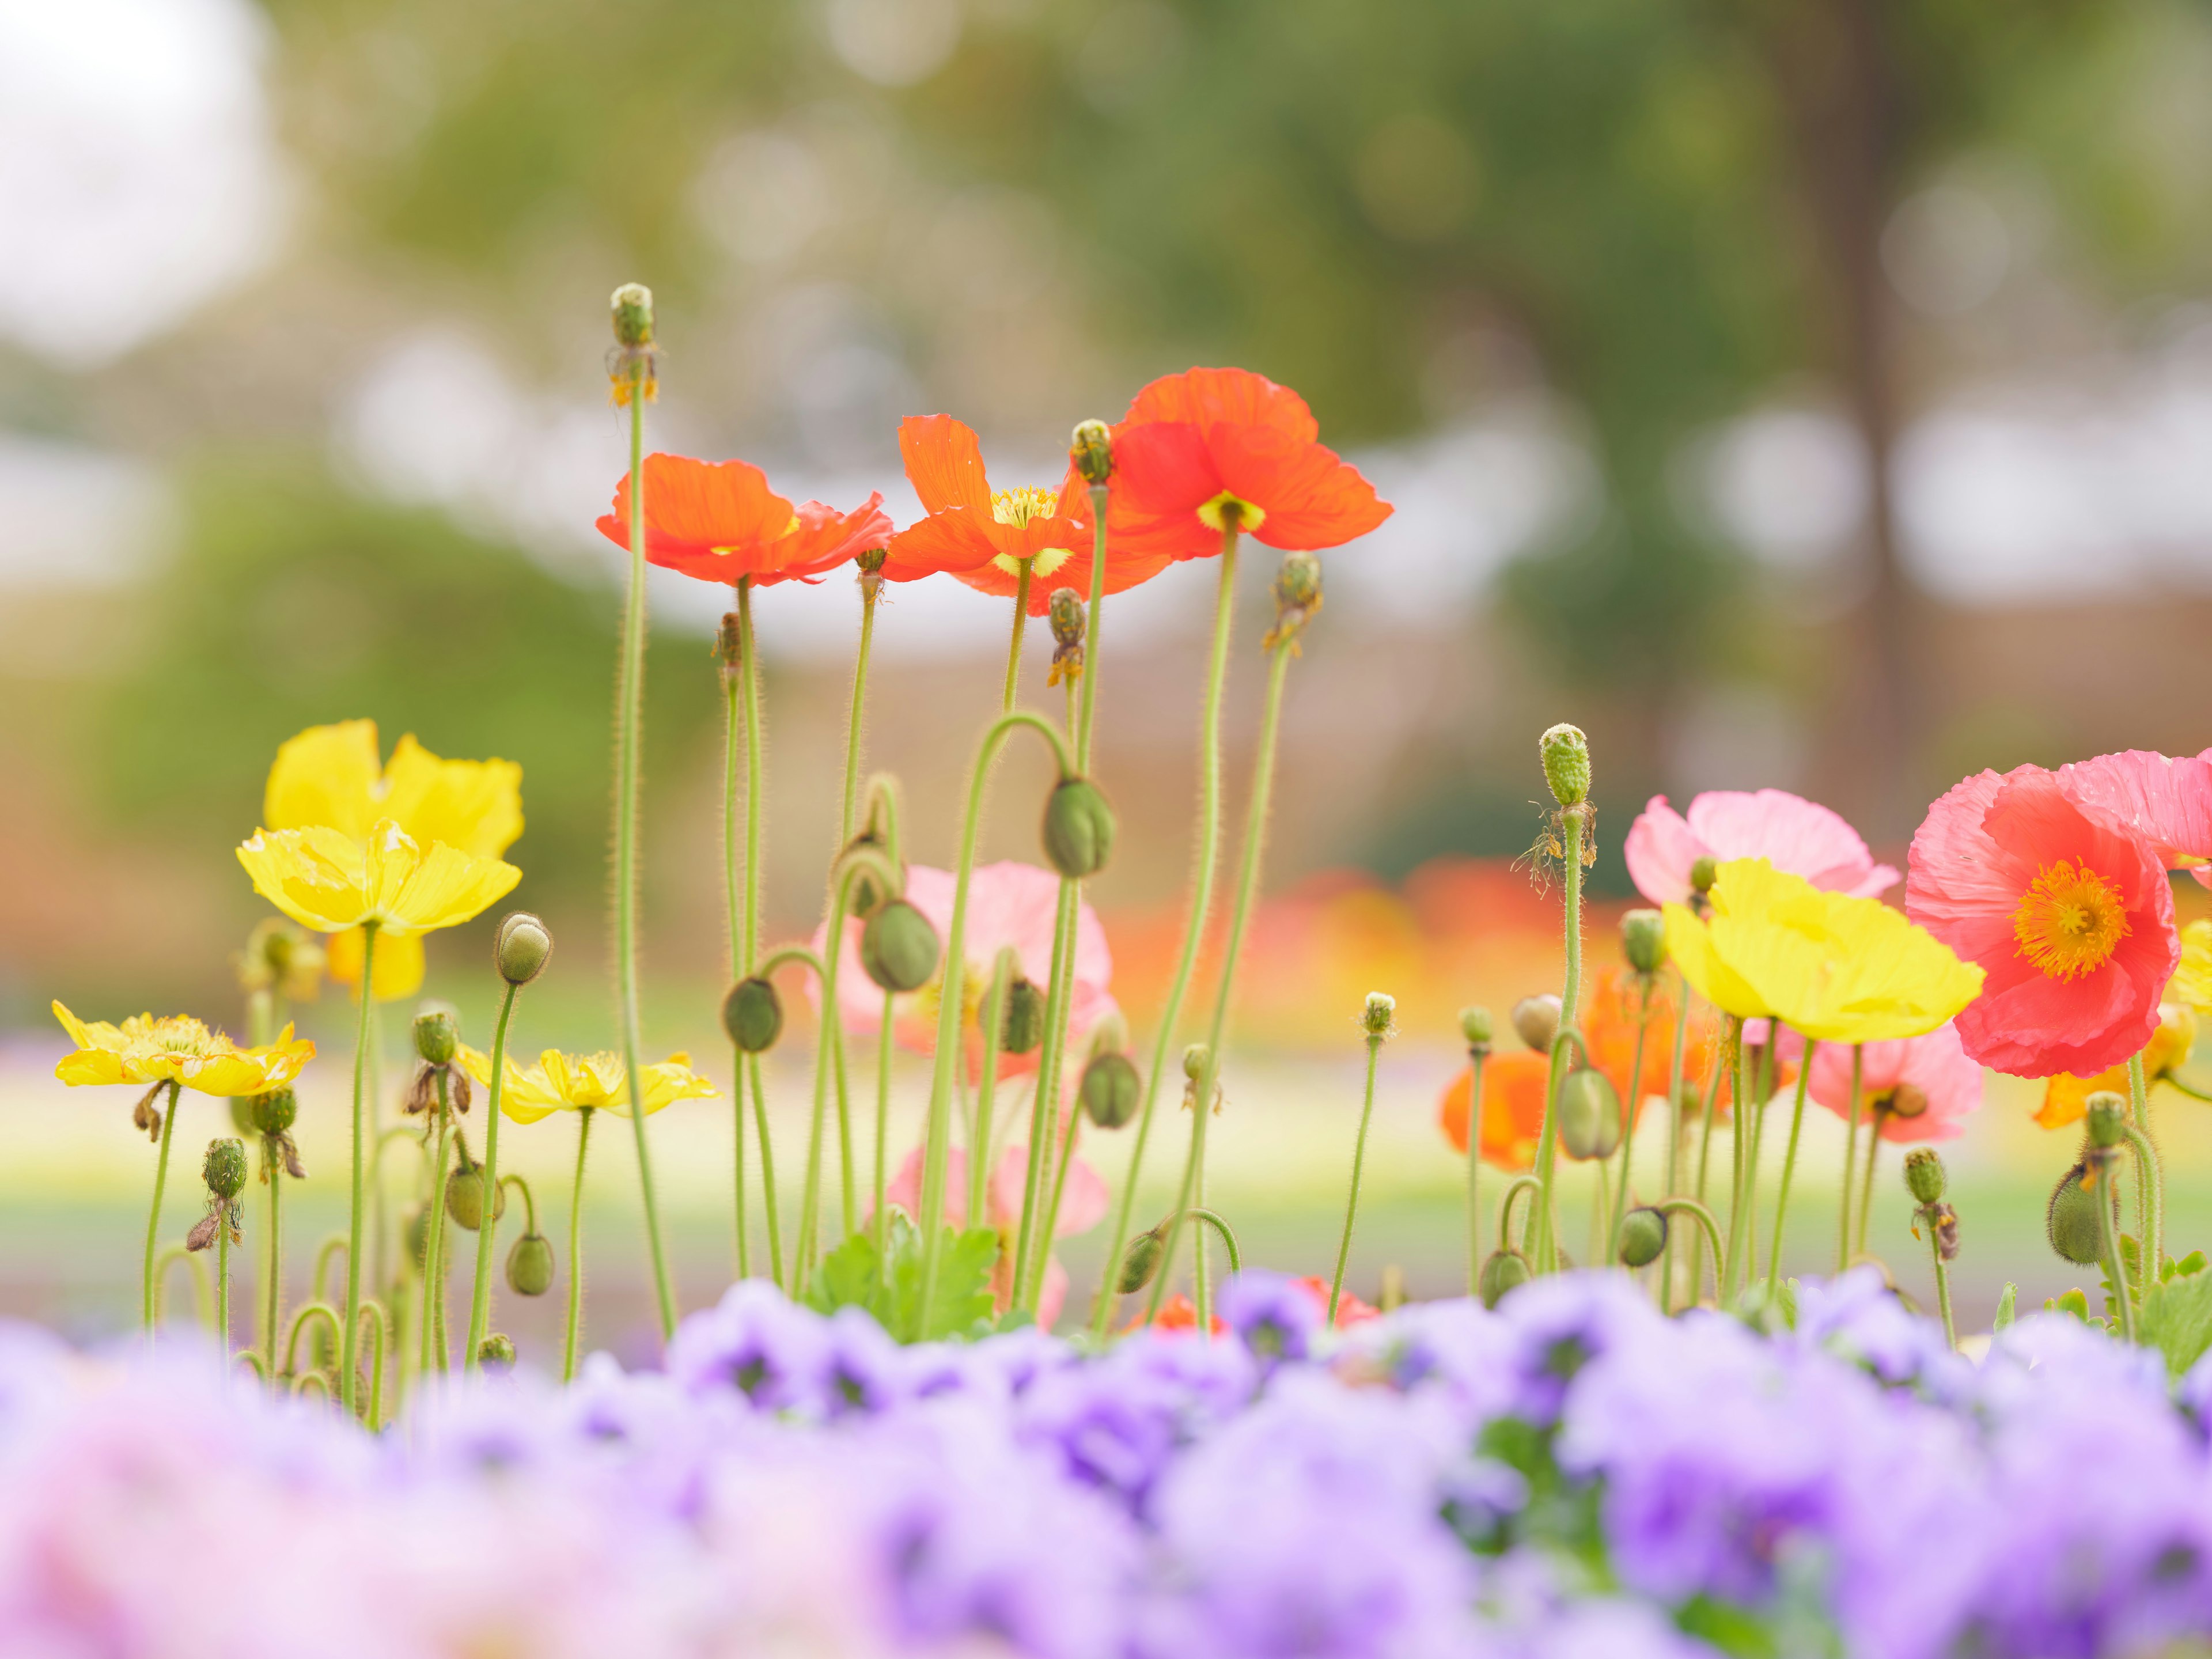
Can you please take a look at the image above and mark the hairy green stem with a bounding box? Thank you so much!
[1837,1047,1863,1274]
[1658,971,1691,1297]
[749,1056,782,1290]
[1531,808,1586,1272]
[1653,1198,1725,1316]
[2128,1051,2162,1272]
[1855,1104,1885,1259]
[563,1108,594,1383]
[1498,1175,1541,1252]
[1328,1031,1385,1324]
[1611,976,1653,1247]
[463,982,520,1373]
[141,1080,183,1336]
[339,926,377,1410]
[1465,1052,1487,1296]
[1014,885,1079,1312]
[418,1074,453,1378]
[970,952,1017,1234]
[1688,1020,1733,1304]
[1764,1035,1817,1300]
[2098,1149,2136,1342]
[1003,562,1033,712]
[873,989,895,1282]
[1075,485,1109,770]
[1923,1205,1958,1350]
[263,1135,286,1370]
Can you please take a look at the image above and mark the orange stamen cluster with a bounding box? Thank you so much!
[2013,859,2130,982]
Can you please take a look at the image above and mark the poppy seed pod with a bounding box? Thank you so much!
[445,1165,506,1232]
[1616,1206,1668,1269]
[203,1138,249,1202]
[610,283,653,348]
[2047,1164,2108,1266]
[1183,1043,1211,1081]
[1070,419,1113,486]
[722,977,784,1054]
[1556,1067,1623,1161]
[1690,855,1719,896]
[1049,588,1085,650]
[1080,1051,1142,1130]
[1622,909,1666,976]
[1511,995,1562,1054]
[1361,992,1396,1040]
[1539,723,1590,808]
[1459,1006,1493,1054]
[1043,777,1116,880]
[1275,550,1323,614]
[506,1232,555,1297]
[414,1007,459,1065]
[1889,1082,1930,1120]
[1904,1147,1948,1206]
[861,900,941,994]
[1000,977,1046,1055]
[2085,1092,2128,1148]
[1118,1225,1166,1294]
[495,913,552,987]
[478,1334,517,1370]
[1479,1248,1531,1309]
[251,1087,297,1137]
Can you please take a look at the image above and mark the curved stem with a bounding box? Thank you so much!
[1653,1198,1725,1313]
[141,1080,183,1335]
[1497,1175,1541,1252]
[282,1301,339,1377]
[1530,808,1585,1272]
[563,1108,594,1384]
[418,1078,453,1379]
[1838,1046,1863,1275]
[1003,560,1034,712]
[2160,1069,2212,1102]
[1611,977,1652,1247]
[338,923,377,1414]
[313,1234,348,1308]
[1465,1052,1488,1296]
[1328,1033,1385,1324]
[748,1056,782,1289]
[2128,1051,2162,1272]
[155,1244,211,1330]
[1764,1035,1817,1300]
[498,1174,537,1235]
[293,1371,331,1404]
[464,982,520,1374]
[356,1300,388,1427]
[1183,1207,1240,1273]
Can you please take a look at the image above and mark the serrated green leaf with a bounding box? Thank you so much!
[2047,1287,2090,1323]
[2175,1250,2207,1279]
[2141,1268,2212,1380]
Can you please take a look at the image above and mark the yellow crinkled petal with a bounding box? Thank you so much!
[2173,920,2212,1018]
[461,1044,564,1123]
[1805,888,1983,1044]
[237,826,374,933]
[362,821,521,937]
[1662,902,1775,1022]
[55,1047,131,1086]
[634,1055,719,1115]
[381,735,524,860]
[50,1001,124,1055]
[327,927,426,1002]
[264,721,384,841]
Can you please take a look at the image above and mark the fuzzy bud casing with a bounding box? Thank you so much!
[414,1008,459,1066]
[2046,1164,2108,1266]
[1361,991,1396,1039]
[1118,1225,1166,1294]
[495,913,553,986]
[722,978,785,1054]
[1538,723,1590,807]
[2085,1092,2127,1149]
[1000,978,1046,1055]
[1275,550,1323,613]
[445,1164,506,1232]
[1479,1248,1531,1309]
[1615,1206,1668,1268]
[861,900,941,994]
[1556,1067,1623,1161]
[1048,588,1085,649]
[1080,1051,1142,1130]
[1621,908,1666,976]
[610,283,654,347]
[1689,855,1719,896]
[506,1233,555,1297]
[1510,995,1562,1053]
[251,1087,298,1137]
[1903,1146,1947,1205]
[203,1138,249,1201]
[1457,1006,1493,1052]
[1043,778,1116,878]
[1070,419,1114,486]
[1183,1043,1211,1081]
[478,1334,517,1370]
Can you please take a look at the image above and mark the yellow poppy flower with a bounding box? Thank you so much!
[2037,1001,2198,1129]
[52,1002,315,1096]
[459,1046,717,1124]
[266,720,523,858]
[1663,858,1983,1044]
[236,820,520,938]
[326,926,426,1003]
[2172,919,2212,1018]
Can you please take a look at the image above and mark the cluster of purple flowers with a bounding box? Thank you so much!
[2,1270,2207,1658]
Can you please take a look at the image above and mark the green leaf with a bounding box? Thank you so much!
[1676,1595,1780,1658]
[2173,1250,2207,1280]
[804,1227,884,1317]
[1993,1283,2017,1332]
[2141,1268,2212,1381]
[2047,1287,2091,1324]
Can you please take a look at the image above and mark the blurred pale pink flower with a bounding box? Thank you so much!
[1806,1022,1983,1143]
[877,1142,1108,1327]
[1624,790,1897,908]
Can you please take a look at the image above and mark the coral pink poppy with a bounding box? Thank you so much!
[877,1143,1108,1327]
[596,453,890,587]
[1906,766,2179,1078]
[816,861,1116,1081]
[1806,1024,1983,1143]
[1107,368,1392,561]
[2055,749,2212,888]
[1624,789,1898,908]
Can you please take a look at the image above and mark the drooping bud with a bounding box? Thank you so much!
[1479,1248,1531,1309]
[1538,723,1590,808]
[1689,856,1718,896]
[506,1232,556,1297]
[1510,994,1562,1053]
[1262,551,1324,652]
[478,1334,517,1370]
[1118,1224,1166,1294]
[861,900,941,993]
[2047,1163,2108,1266]
[251,1087,298,1137]
[132,1084,164,1141]
[1615,1206,1668,1269]
[2085,1092,2128,1149]
[1042,777,1116,878]
[494,912,552,987]
[445,1156,507,1233]
[1069,419,1113,486]
[1080,1051,1142,1130]
[722,977,785,1054]
[414,1007,460,1066]
[1000,977,1046,1055]
[1903,1147,1947,1206]
[203,1138,249,1202]
[1556,1067,1623,1162]
[1047,588,1086,689]
[1621,909,1666,976]
[1361,991,1397,1040]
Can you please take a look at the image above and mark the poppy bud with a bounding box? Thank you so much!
[722,977,784,1054]
[251,1087,297,1137]
[1000,977,1046,1055]
[1183,1043,1211,1081]
[1889,1082,1930,1120]
[1458,1005,1493,1054]
[716,612,744,680]
[861,900,941,993]
[2047,1163,2108,1266]
[1904,1147,1947,1206]
[506,1232,555,1297]
[1263,552,1325,652]
[1479,1248,1531,1308]
[1080,1051,1142,1130]
[1049,588,1085,650]
[1118,1224,1166,1294]
[445,1161,507,1233]
[203,1138,248,1202]
[1043,777,1116,879]
[1538,723,1590,808]
[2085,1092,2127,1149]
[1511,995,1561,1053]
[478,1334,517,1370]
[495,913,552,987]
[1556,1067,1622,1161]
[414,1008,459,1066]
[610,283,654,348]
[1690,856,1718,896]
[857,546,887,597]
[1070,419,1113,486]
[1616,1206,1668,1268]
[1621,909,1666,976]
[1362,991,1397,1040]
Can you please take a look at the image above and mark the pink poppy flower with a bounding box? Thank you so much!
[1624,789,1899,908]
[815,861,1116,1081]
[1906,766,2178,1078]
[2055,748,2212,888]
[877,1142,1108,1327]
[1806,1023,1983,1143]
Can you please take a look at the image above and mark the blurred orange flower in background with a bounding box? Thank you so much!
[1438,1050,1551,1169]
[1580,966,1719,1130]
[596,453,890,586]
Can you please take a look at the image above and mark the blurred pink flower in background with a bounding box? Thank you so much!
[1806,1022,1983,1142]
[878,1143,1108,1327]
[1624,789,1898,907]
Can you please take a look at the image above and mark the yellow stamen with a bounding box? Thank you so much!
[1198,491,1265,533]
[991,486,1061,528]
[2013,859,2130,982]
[990,547,1073,580]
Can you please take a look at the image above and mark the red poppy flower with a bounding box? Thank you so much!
[596,453,890,588]
[881,415,1171,612]
[1438,1050,1552,1170]
[1107,368,1392,562]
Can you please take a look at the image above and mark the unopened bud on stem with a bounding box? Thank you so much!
[1263,551,1324,652]
[1622,909,1666,976]
[1616,1206,1668,1268]
[1043,777,1116,878]
[861,900,941,993]
[1000,977,1046,1055]
[1459,1006,1493,1054]
[2085,1092,2127,1149]
[203,1138,249,1202]
[1904,1147,1947,1205]
[722,978,785,1054]
[1361,991,1396,1040]
[414,1008,459,1066]
[1070,419,1114,486]
[1510,995,1561,1053]
[494,913,552,987]
[1539,723,1590,808]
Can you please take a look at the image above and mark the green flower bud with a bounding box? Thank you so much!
[1080,1051,1142,1130]
[1903,1146,1947,1206]
[1183,1043,1211,1081]
[1361,991,1397,1040]
[1689,856,1718,896]
[494,912,553,987]
[1621,908,1666,976]
[857,546,888,575]
[1049,588,1085,650]
[1275,550,1323,614]
[445,1162,506,1233]
[1458,1006,1493,1053]
[203,1138,249,1202]
[610,283,654,348]
[1615,1206,1668,1269]
[1118,1224,1166,1294]
[414,1007,459,1066]
[1000,977,1046,1055]
[1043,777,1116,879]
[250,1087,297,1136]
[722,976,785,1054]
[1556,1066,1623,1162]
[506,1232,555,1297]
[861,899,940,993]
[1070,419,1114,486]
[1538,723,1590,808]
[1479,1248,1531,1309]
[2047,1163,2109,1266]
[2085,1092,2127,1149]
[478,1334,517,1370]
[1511,994,1562,1054]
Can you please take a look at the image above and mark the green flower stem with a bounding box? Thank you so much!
[418,1072,454,1378]
[463,981,520,1375]
[338,923,379,1412]
[562,1107,594,1384]
[263,1136,286,1371]
[1611,976,1653,1250]
[1465,1053,1488,1296]
[1075,484,1109,771]
[1003,561,1034,712]
[1031,1100,1086,1315]
[1089,537,1240,1340]
[313,1233,347,1308]
[356,1300,388,1427]
[613,355,675,1342]
[246,990,275,1359]
[873,988,895,1283]
[1721,1031,1750,1305]
[1013,884,1080,1312]
[1183,1207,1240,1272]
[1922,1205,1958,1350]
[1328,1031,1386,1324]
[498,1173,537,1234]
[842,579,881,843]
[755,942,842,1285]
[1498,1175,1541,1252]
[215,1221,232,1363]
[1653,1198,1725,1316]
[748,1056,782,1290]
[1764,1035,1819,1300]
[156,1245,211,1329]
[1688,1022,1734,1301]
[1145,625,1294,1330]
[1854,1105,1885,1259]
[2097,1149,2137,1342]
[1530,808,1586,1274]
[1738,1038,1777,1289]
[2127,1051,2162,1272]
[1837,1046,1863,1274]
[283,1302,338,1378]
[970,952,1018,1233]
[913,711,1075,1337]
[732,1043,751,1281]
[1658,972,1693,1300]
[140,1080,184,1336]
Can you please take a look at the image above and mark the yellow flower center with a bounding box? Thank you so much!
[1197,491,1266,533]
[2013,859,2130,982]
[990,547,1074,579]
[991,486,1060,528]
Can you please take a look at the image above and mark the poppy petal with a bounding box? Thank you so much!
[1124,366,1319,445]
[899,415,995,518]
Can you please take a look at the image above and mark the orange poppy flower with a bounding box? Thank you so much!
[881,415,1170,612]
[1438,1050,1552,1170]
[596,453,891,588]
[1108,368,1392,562]
[1580,967,1722,1134]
